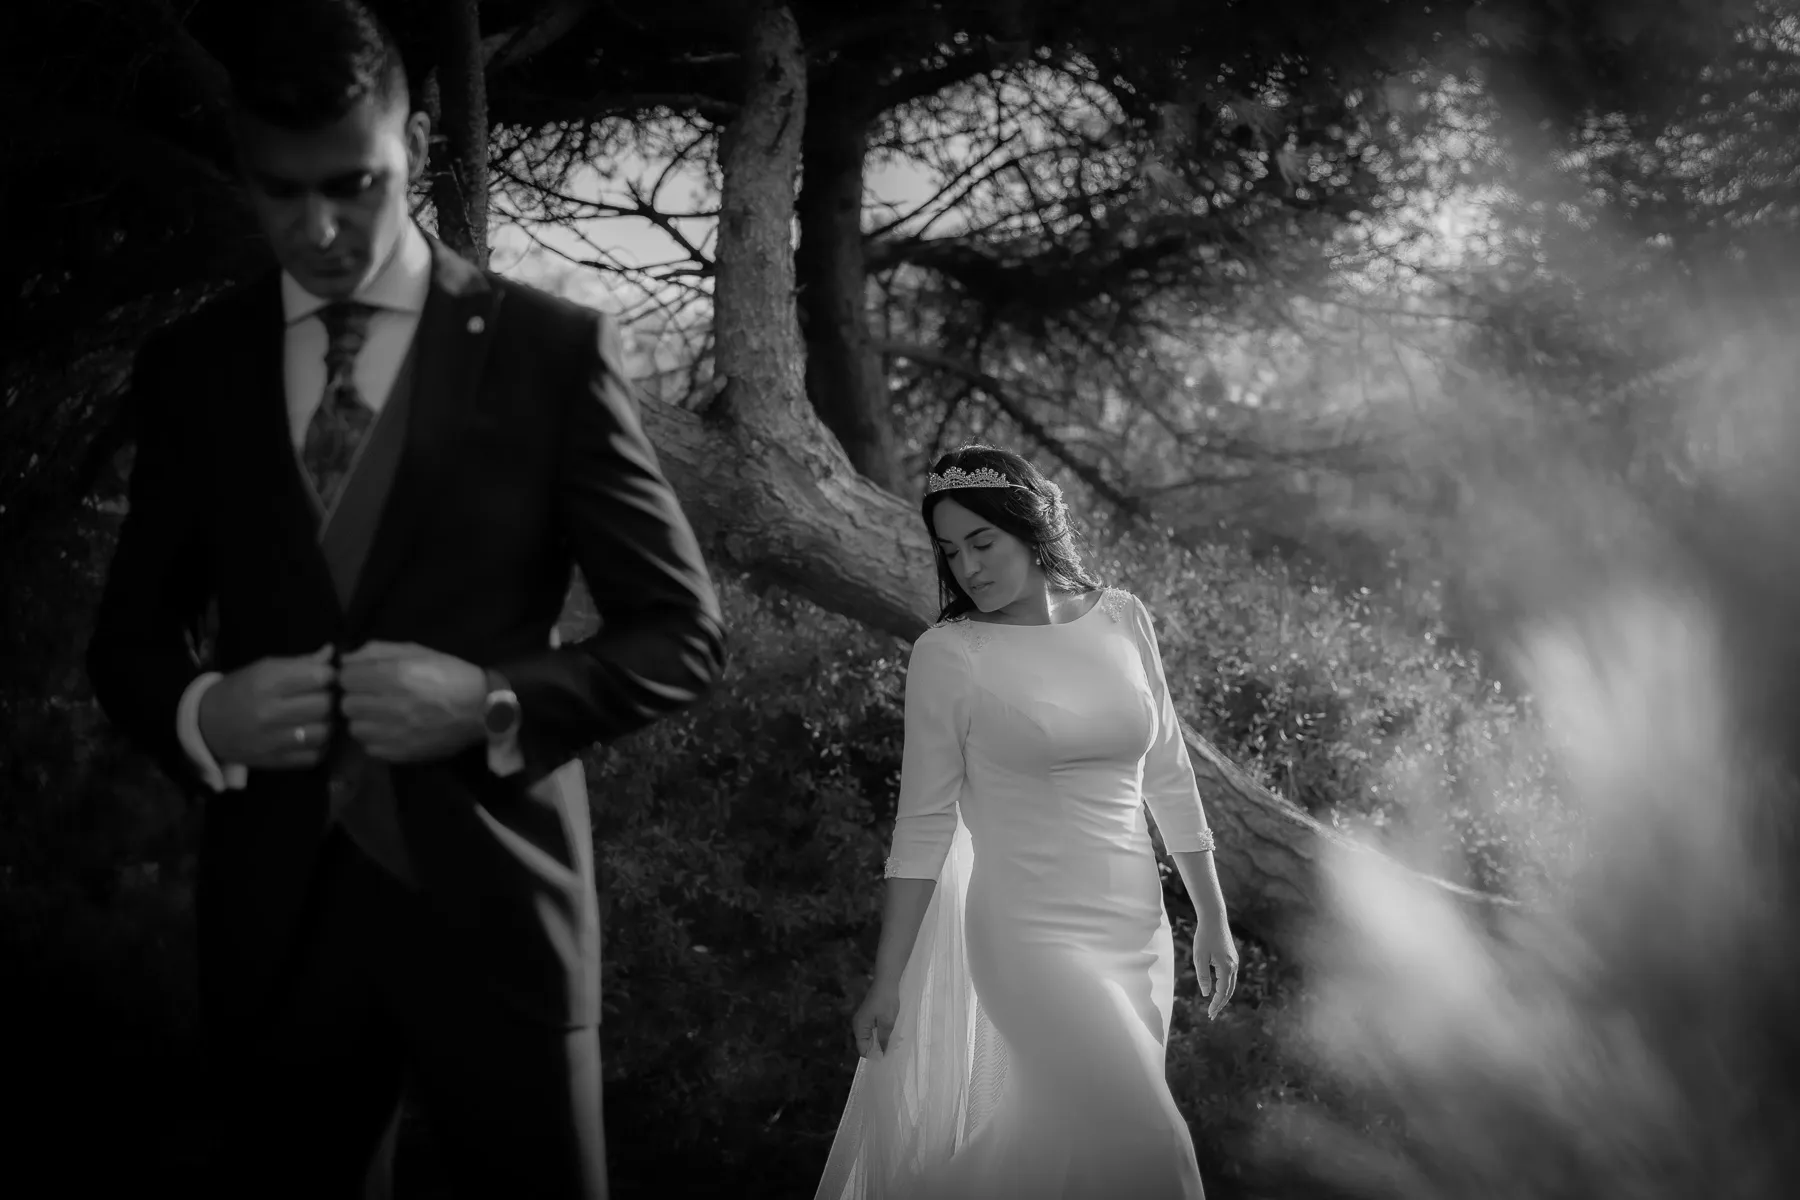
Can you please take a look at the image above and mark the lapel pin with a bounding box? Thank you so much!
[466,315,486,334]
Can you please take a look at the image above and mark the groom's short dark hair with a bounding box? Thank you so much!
[229,0,411,130]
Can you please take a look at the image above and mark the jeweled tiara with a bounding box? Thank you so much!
[926,465,1018,494]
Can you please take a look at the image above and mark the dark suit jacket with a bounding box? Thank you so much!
[86,238,725,1033]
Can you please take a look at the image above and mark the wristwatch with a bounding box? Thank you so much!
[482,670,522,741]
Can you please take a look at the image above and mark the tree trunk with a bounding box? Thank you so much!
[635,3,933,639]
[1176,724,1515,948]
[429,0,491,266]
[634,2,1516,961]
[795,81,903,492]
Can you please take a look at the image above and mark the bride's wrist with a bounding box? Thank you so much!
[1190,890,1229,923]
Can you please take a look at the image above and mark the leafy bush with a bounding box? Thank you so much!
[567,581,908,1193]
[1088,523,1572,896]
[1,506,209,1195]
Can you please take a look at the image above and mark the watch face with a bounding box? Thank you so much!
[484,694,521,737]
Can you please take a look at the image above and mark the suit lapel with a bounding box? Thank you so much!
[342,239,502,634]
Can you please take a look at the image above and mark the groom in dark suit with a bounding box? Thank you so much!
[84,2,723,1195]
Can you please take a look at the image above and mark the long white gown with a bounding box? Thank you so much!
[815,587,1212,1200]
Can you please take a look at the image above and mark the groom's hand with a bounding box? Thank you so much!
[339,641,488,763]
[198,644,339,770]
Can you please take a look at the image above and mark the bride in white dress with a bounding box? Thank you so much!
[815,445,1239,1200]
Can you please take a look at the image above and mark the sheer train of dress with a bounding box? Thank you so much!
[813,815,1014,1200]
[815,588,1209,1200]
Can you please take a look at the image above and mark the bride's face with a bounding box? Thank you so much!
[932,497,1037,612]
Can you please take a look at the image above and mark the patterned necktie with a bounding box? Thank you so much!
[301,301,378,513]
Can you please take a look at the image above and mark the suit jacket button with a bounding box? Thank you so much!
[467,315,486,334]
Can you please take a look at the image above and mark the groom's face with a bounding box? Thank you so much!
[236,95,428,301]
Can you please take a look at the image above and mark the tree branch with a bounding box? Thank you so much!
[872,45,1005,112]
[147,0,231,122]
[494,163,717,272]
[494,88,738,126]
[863,131,1025,243]
[481,0,594,70]
[877,340,1144,515]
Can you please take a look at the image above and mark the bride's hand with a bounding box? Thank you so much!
[1192,912,1240,1021]
[851,983,901,1058]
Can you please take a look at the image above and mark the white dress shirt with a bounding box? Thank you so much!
[279,218,434,446]
[175,223,522,789]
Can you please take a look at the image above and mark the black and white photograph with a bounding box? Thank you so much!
[5,0,1800,1197]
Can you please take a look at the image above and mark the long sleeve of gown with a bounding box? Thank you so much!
[1129,595,1215,852]
[884,627,971,881]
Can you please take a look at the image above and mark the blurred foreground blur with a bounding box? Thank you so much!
[1270,317,1800,1198]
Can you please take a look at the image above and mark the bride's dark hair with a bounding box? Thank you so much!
[921,444,1104,622]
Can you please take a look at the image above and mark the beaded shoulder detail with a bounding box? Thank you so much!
[1098,587,1133,623]
[933,616,993,652]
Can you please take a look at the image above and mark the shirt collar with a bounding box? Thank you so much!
[281,221,433,324]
